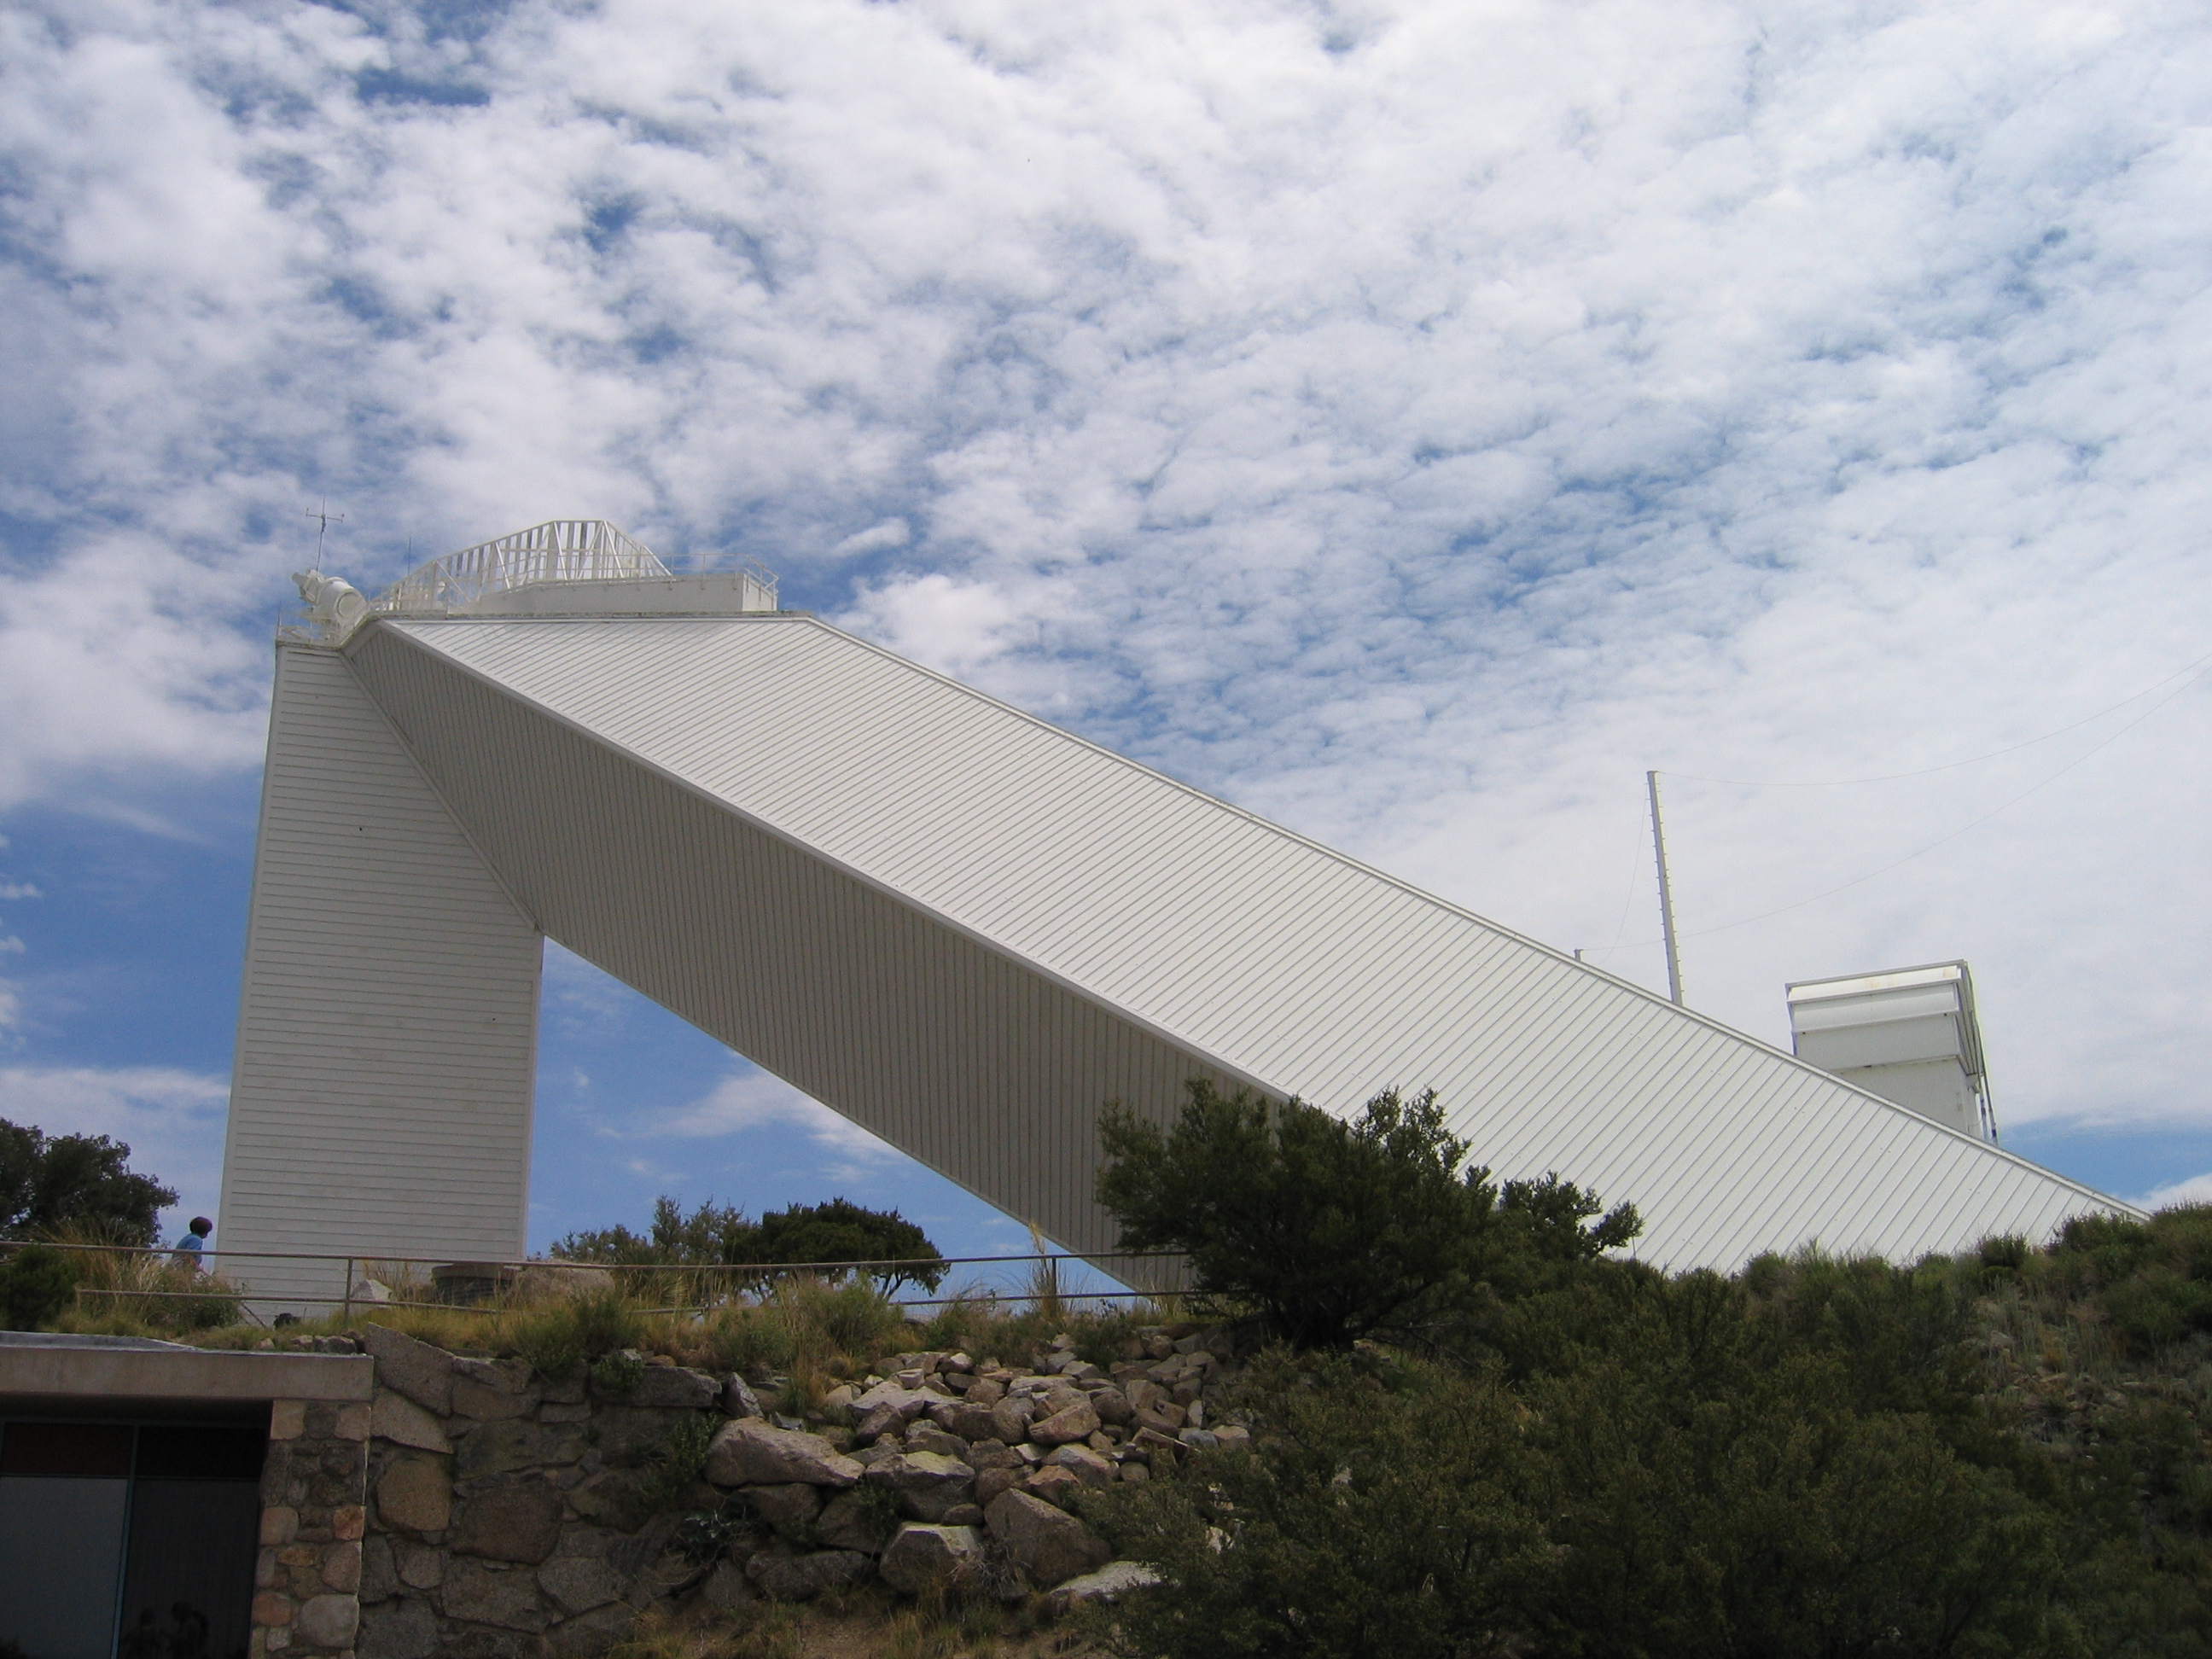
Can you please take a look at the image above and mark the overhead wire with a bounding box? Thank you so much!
[1596,802,1650,960]
[1662,646,2212,789]
[1586,656,2211,959]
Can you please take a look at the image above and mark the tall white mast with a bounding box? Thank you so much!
[1647,769,1685,1006]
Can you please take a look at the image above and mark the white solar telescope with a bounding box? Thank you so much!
[1787,962,1995,1142]
[217,521,2122,1310]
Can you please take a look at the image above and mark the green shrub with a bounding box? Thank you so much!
[2106,1268,2212,1354]
[2056,1212,2159,1283]
[1097,1320,2076,1659]
[639,1413,719,1510]
[1096,1080,1636,1351]
[1087,1349,1551,1658]
[510,1285,643,1381]
[849,1481,906,1548]
[571,1287,645,1358]
[511,1313,585,1381]
[2043,1205,2212,1355]
[1519,1334,2066,1656]
[705,1307,795,1379]
[1072,1307,1146,1368]
[674,1494,757,1564]
[810,1278,906,1355]
[0,1245,79,1330]
[917,1293,994,1356]
[591,1348,645,1397]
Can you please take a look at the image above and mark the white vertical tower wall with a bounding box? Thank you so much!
[216,645,543,1307]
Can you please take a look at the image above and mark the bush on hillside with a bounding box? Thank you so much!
[1086,1350,1549,1659]
[554,1195,763,1268]
[754,1198,949,1295]
[45,1220,242,1332]
[555,1193,948,1295]
[0,1118,177,1245]
[510,1285,645,1378]
[2043,1208,2212,1356]
[1093,1306,2075,1658]
[1095,1081,1637,1350]
[0,1244,81,1330]
[1510,1266,2068,1658]
[1089,1080,2212,1654]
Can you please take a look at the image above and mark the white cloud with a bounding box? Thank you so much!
[0,883,40,901]
[2136,1173,2212,1212]
[829,519,912,560]
[0,1065,230,1233]
[540,939,643,1038]
[840,573,1031,677]
[1,0,2209,1141]
[650,1069,901,1184]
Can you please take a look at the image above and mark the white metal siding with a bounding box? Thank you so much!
[342,615,2129,1272]
[216,644,542,1305]
[346,627,1231,1274]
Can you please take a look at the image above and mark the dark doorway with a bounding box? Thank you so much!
[0,1417,264,1659]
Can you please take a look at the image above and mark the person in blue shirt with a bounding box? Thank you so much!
[172,1215,212,1271]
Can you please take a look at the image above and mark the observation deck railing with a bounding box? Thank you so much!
[1,1240,1182,1328]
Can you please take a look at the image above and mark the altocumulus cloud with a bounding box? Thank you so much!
[3,0,2210,1179]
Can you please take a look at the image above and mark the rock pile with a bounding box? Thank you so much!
[352,1322,1226,1657]
[707,1326,1236,1607]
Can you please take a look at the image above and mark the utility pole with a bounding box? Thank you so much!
[1646,769,1685,1006]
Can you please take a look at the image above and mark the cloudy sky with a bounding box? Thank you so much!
[3,0,2209,1260]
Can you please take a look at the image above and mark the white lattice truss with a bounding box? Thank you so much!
[375,520,670,613]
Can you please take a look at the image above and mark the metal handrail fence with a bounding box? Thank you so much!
[0,1239,1184,1324]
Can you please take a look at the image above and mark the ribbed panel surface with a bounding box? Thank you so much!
[347,629,1231,1266]
[217,645,542,1305]
[358,615,2127,1270]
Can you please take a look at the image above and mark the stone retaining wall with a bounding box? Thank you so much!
[254,1395,372,1655]
[317,1322,1236,1658]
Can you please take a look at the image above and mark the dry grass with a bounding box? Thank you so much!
[39,1243,1187,1408]
[37,1222,246,1334]
[607,1589,1101,1659]
[1023,1225,1064,1327]
[352,1257,439,1304]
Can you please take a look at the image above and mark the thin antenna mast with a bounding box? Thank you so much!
[305,499,346,569]
[1646,769,1685,1006]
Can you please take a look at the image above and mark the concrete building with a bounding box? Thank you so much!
[0,1331,370,1659]
[216,521,2132,1305]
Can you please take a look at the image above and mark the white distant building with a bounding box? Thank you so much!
[215,521,2133,1307]
[1787,962,1996,1141]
